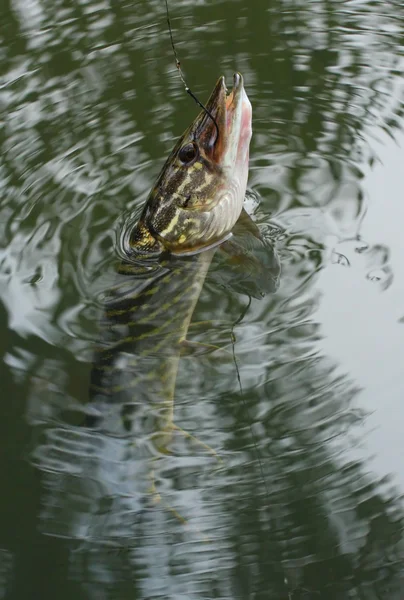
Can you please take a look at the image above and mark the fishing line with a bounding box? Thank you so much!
[164,0,220,142]
[230,296,270,500]
[164,3,288,592]
[231,297,291,597]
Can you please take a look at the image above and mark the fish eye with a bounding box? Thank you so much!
[178,142,199,165]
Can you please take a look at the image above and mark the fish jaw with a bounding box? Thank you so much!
[130,73,253,256]
[222,73,253,174]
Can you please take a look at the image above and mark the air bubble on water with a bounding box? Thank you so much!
[355,243,369,254]
[366,267,393,290]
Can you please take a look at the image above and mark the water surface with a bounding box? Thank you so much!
[1,0,404,598]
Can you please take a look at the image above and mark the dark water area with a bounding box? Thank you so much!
[1,0,404,598]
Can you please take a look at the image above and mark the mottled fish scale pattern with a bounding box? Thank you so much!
[89,250,214,439]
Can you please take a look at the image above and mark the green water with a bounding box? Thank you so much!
[1,0,404,598]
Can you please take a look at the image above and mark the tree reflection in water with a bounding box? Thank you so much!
[1,0,404,598]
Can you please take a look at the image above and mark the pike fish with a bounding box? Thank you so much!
[89,73,253,458]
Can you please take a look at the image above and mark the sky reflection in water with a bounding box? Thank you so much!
[1,0,404,598]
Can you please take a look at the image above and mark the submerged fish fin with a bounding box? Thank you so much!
[179,338,232,358]
[149,460,211,540]
[148,467,188,524]
[229,207,263,241]
[172,423,223,463]
[213,208,281,298]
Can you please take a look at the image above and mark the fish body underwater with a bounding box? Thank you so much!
[89,73,253,455]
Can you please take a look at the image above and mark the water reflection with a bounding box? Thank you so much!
[1,0,404,598]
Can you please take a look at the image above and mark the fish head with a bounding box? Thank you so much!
[131,73,252,255]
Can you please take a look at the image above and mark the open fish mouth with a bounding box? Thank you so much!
[129,72,253,256]
[225,72,244,112]
[192,72,252,170]
[224,72,253,169]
